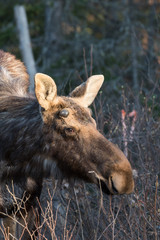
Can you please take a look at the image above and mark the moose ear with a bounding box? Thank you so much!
[35,73,57,110]
[70,75,104,107]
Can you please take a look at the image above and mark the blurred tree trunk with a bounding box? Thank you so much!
[42,0,63,70]
[147,0,157,84]
[128,0,138,91]
[14,5,36,93]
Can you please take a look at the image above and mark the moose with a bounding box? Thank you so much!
[0,50,134,239]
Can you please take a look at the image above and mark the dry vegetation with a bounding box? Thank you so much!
[0,0,160,239]
[0,85,159,240]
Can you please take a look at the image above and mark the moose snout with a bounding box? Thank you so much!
[107,171,134,195]
[86,130,135,195]
[98,170,134,195]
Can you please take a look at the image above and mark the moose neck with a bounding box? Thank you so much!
[0,96,50,179]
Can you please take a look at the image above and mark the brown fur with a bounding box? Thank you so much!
[0,52,134,240]
[0,50,29,97]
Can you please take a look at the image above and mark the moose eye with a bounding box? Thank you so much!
[59,109,69,118]
[64,127,75,136]
[65,127,74,133]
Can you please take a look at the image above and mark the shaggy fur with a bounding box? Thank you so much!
[0,50,134,240]
[0,50,29,97]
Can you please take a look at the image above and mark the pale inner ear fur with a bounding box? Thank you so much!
[35,73,57,110]
[70,75,104,107]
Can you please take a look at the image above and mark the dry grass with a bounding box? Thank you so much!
[0,85,160,240]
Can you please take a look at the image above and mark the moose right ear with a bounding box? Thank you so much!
[70,75,104,107]
[35,73,57,110]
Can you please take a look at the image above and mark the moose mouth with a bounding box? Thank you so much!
[88,171,119,195]
[99,179,119,195]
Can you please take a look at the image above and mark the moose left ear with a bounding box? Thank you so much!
[70,75,104,107]
[35,73,57,110]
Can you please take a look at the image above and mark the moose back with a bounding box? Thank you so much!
[0,50,134,239]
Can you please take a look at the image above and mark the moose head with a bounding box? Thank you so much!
[35,73,134,195]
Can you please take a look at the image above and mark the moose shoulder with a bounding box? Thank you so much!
[0,50,134,239]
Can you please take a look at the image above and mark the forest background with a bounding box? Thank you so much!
[0,0,160,239]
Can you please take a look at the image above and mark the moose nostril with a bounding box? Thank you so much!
[110,177,118,194]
